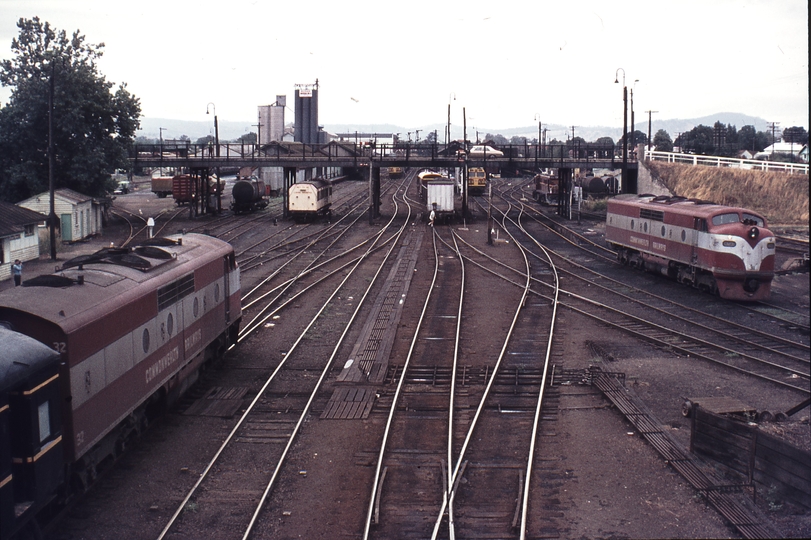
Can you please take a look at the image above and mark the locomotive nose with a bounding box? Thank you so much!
[748,227,759,240]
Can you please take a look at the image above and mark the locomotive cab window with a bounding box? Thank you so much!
[741,213,764,227]
[38,401,51,442]
[712,213,740,226]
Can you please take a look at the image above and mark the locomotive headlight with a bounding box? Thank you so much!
[722,240,737,247]
[748,227,759,239]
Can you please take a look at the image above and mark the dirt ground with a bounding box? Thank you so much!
[8,179,807,539]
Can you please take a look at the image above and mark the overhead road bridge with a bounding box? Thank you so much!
[130,141,636,220]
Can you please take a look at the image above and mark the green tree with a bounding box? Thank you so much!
[484,133,509,145]
[0,17,141,202]
[675,125,714,154]
[782,126,808,145]
[237,132,257,144]
[737,125,771,153]
[652,129,673,151]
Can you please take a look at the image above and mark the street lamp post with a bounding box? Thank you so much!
[534,113,542,163]
[615,68,627,193]
[447,92,456,146]
[630,79,639,156]
[207,103,221,213]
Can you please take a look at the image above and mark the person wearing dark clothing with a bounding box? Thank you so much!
[11,259,22,286]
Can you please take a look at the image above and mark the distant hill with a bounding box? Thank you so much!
[138,113,784,145]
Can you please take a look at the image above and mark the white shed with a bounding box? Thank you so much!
[17,189,104,242]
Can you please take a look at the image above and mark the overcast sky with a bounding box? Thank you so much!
[0,0,807,139]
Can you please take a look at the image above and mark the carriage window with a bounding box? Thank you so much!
[38,401,51,442]
[643,222,648,232]
[712,213,740,226]
[681,230,686,241]
[661,225,666,237]
[143,328,150,353]
[630,220,635,230]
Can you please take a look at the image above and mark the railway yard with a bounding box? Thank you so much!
[18,171,809,539]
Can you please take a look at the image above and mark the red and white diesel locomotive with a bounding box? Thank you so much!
[605,194,775,301]
[0,233,240,539]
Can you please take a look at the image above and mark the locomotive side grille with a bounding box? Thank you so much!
[640,208,665,222]
[157,274,195,311]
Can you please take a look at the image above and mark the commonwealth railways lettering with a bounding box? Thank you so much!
[145,346,179,384]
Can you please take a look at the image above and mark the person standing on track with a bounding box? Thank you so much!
[11,259,22,286]
[429,206,436,227]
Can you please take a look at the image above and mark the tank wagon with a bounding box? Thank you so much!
[0,233,241,539]
[288,178,332,221]
[231,176,269,214]
[605,194,775,300]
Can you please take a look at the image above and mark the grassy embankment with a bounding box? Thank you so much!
[644,161,808,226]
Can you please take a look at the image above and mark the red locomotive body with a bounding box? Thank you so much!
[532,174,558,205]
[0,233,241,481]
[605,195,775,300]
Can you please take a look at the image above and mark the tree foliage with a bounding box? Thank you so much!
[674,123,781,156]
[782,126,808,145]
[0,17,141,202]
[652,129,673,152]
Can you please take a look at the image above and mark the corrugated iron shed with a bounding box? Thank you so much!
[0,200,47,238]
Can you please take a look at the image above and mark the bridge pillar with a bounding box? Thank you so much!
[369,165,380,224]
[283,167,296,219]
[557,168,573,219]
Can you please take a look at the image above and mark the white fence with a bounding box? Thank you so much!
[646,150,808,175]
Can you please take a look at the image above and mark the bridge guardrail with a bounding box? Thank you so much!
[646,150,808,175]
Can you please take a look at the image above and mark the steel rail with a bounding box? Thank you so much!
[238,176,413,336]
[429,198,544,539]
[506,182,810,331]
[157,171,411,540]
[362,202,443,540]
[242,183,414,539]
[485,195,809,390]
[493,187,810,359]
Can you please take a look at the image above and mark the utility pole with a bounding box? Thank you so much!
[766,121,780,156]
[645,110,658,150]
[48,61,57,260]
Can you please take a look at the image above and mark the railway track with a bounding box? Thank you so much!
[484,184,809,395]
[42,172,808,540]
[156,173,416,539]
